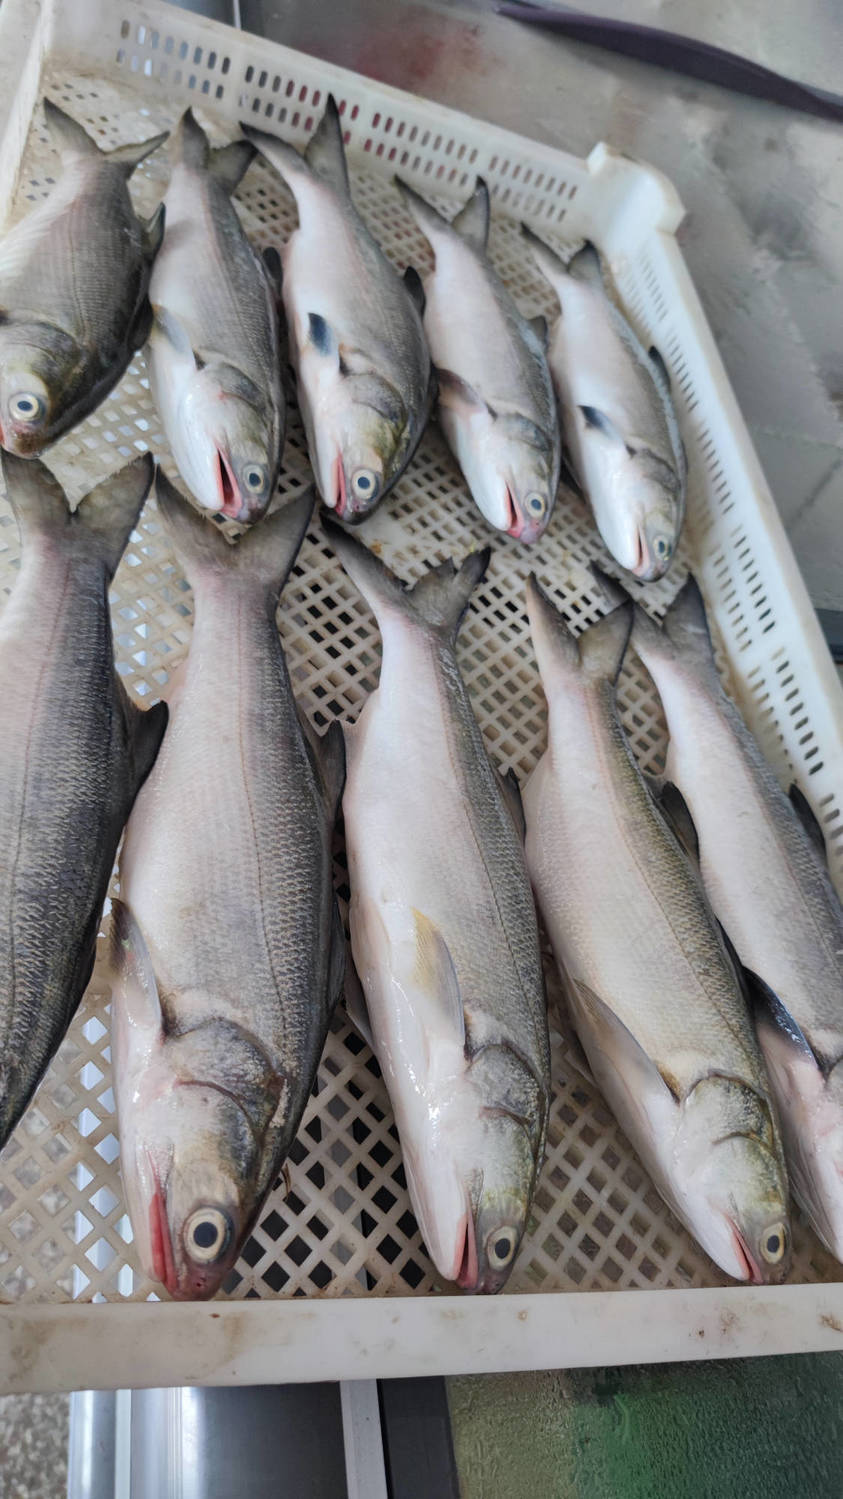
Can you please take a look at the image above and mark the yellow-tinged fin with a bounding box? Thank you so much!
[108,899,163,1036]
[411,909,465,1044]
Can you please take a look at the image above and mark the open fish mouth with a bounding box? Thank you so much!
[333,455,348,519]
[454,1211,479,1291]
[215,449,262,523]
[728,1219,763,1284]
[147,1157,179,1297]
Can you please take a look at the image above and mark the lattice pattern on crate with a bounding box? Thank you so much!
[0,78,840,1305]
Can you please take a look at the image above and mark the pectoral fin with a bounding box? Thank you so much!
[579,405,627,447]
[568,978,681,1102]
[497,766,526,841]
[109,899,164,1036]
[411,909,465,1045]
[649,778,700,863]
[437,368,495,418]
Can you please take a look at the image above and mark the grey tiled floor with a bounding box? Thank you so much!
[0,1394,68,1499]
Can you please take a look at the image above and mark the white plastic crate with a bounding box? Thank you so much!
[0,0,841,1394]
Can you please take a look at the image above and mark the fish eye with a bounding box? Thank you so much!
[242,464,267,493]
[525,492,546,518]
[760,1223,787,1265]
[10,393,45,424]
[654,536,672,560]
[184,1207,232,1264]
[351,468,380,502]
[485,1226,518,1270]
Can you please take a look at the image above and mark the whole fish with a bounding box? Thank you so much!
[0,452,166,1147]
[522,580,791,1282]
[0,100,166,456]
[147,110,285,525]
[324,518,550,1292]
[601,569,843,1262]
[395,177,560,542]
[522,228,686,580]
[109,476,344,1299]
[243,98,434,522]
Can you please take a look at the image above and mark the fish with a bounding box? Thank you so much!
[522,228,686,580]
[596,567,843,1262]
[109,475,345,1299]
[0,451,166,1147]
[522,579,791,1282]
[242,97,434,522]
[324,517,550,1293]
[146,110,285,525]
[0,100,167,456]
[395,177,560,542]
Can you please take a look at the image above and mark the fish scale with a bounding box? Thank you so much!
[0,452,166,1147]
[111,478,344,1300]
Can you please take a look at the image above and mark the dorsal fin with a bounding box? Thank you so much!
[304,94,349,196]
[788,784,827,860]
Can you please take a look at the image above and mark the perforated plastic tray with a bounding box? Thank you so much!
[0,0,842,1394]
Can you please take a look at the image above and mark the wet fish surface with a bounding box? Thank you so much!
[522,580,791,1282]
[243,97,433,522]
[325,517,550,1292]
[0,452,165,1147]
[110,477,345,1299]
[396,177,560,542]
[523,229,686,580]
[0,100,167,456]
[147,110,284,525]
[605,570,843,1262]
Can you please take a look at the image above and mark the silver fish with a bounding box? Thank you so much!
[243,97,433,522]
[603,569,843,1263]
[109,476,344,1300]
[0,452,166,1146]
[147,110,285,525]
[0,100,166,456]
[324,517,550,1293]
[523,228,686,580]
[396,178,560,542]
[522,580,791,1283]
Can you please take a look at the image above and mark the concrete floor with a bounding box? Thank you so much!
[0,1394,67,1499]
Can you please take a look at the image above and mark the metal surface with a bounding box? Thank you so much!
[341,1382,389,1499]
[67,1392,117,1499]
[235,0,843,611]
[128,1385,347,1497]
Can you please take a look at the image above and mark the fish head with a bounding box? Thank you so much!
[125,1082,259,1300]
[468,1114,539,1293]
[0,323,83,455]
[622,457,682,581]
[440,403,557,542]
[306,365,412,522]
[677,1075,791,1284]
[177,364,280,524]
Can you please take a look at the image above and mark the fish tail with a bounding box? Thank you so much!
[155,469,314,599]
[527,573,632,687]
[303,94,349,195]
[520,222,567,288]
[43,99,167,173]
[1,451,154,579]
[170,107,210,170]
[398,175,489,252]
[589,562,715,673]
[323,514,490,642]
[566,240,604,286]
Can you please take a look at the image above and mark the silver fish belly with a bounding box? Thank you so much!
[523,228,686,581]
[244,97,433,522]
[397,177,560,543]
[523,579,790,1283]
[110,476,344,1299]
[324,517,550,1293]
[0,452,165,1147]
[0,100,166,455]
[147,110,284,526]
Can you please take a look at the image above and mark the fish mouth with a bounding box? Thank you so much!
[504,485,523,539]
[728,1220,763,1285]
[454,1213,479,1292]
[215,449,254,523]
[333,455,348,519]
[147,1157,179,1297]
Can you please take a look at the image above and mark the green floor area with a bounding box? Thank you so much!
[449,1354,843,1499]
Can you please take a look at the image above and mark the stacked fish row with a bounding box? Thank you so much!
[0,95,840,1302]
